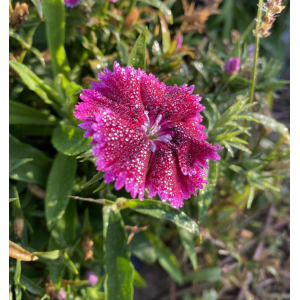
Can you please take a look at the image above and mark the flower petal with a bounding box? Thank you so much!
[92,62,146,125]
[91,108,151,199]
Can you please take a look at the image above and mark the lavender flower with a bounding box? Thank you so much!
[224,58,241,75]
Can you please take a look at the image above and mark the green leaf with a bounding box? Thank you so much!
[178,227,197,270]
[122,199,199,235]
[9,100,57,125]
[130,232,157,264]
[31,0,43,19]
[144,231,183,284]
[198,161,218,221]
[9,135,52,186]
[93,181,106,193]
[9,158,33,173]
[14,260,22,300]
[64,252,78,275]
[45,153,77,229]
[257,79,289,92]
[159,14,171,54]
[128,27,148,70]
[20,275,44,297]
[52,123,92,156]
[103,206,134,300]
[33,250,61,260]
[9,61,62,105]
[164,76,186,86]
[250,113,289,136]
[42,0,70,81]
[133,270,147,288]
[81,172,103,189]
[138,0,173,24]
[184,268,221,283]
[247,185,255,209]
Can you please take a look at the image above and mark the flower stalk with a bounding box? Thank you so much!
[249,0,264,106]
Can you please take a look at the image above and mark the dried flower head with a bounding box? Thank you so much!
[82,235,94,261]
[14,216,24,238]
[75,62,221,209]
[180,0,222,33]
[10,2,29,29]
[64,0,81,7]
[125,8,140,29]
[255,0,285,38]
[224,58,241,75]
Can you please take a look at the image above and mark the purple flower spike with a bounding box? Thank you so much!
[58,290,66,300]
[224,58,241,75]
[64,0,81,7]
[109,0,118,2]
[74,62,221,209]
[176,34,183,49]
[85,271,98,286]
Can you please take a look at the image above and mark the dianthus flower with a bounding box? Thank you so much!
[75,62,221,208]
[224,58,241,75]
[64,0,81,7]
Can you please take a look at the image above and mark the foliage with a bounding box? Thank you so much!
[9,0,290,299]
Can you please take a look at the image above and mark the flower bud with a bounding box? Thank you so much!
[224,58,241,75]
[125,8,139,29]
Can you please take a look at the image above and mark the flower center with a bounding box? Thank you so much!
[141,111,172,152]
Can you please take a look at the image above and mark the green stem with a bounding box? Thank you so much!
[249,0,264,105]
[240,0,264,162]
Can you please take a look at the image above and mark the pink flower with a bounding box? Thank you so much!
[75,62,221,208]
[64,0,81,7]
[176,34,183,49]
[224,58,241,75]
[58,290,66,300]
[85,271,98,286]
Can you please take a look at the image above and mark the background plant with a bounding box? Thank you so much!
[9,0,290,299]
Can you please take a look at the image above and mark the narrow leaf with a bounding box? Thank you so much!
[144,231,183,284]
[138,0,173,24]
[20,275,45,297]
[103,206,134,300]
[128,27,148,70]
[178,227,197,270]
[9,61,62,105]
[122,199,199,235]
[45,153,77,229]
[9,100,57,125]
[184,267,222,282]
[52,123,92,156]
[81,172,103,189]
[9,135,52,186]
[42,0,70,80]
